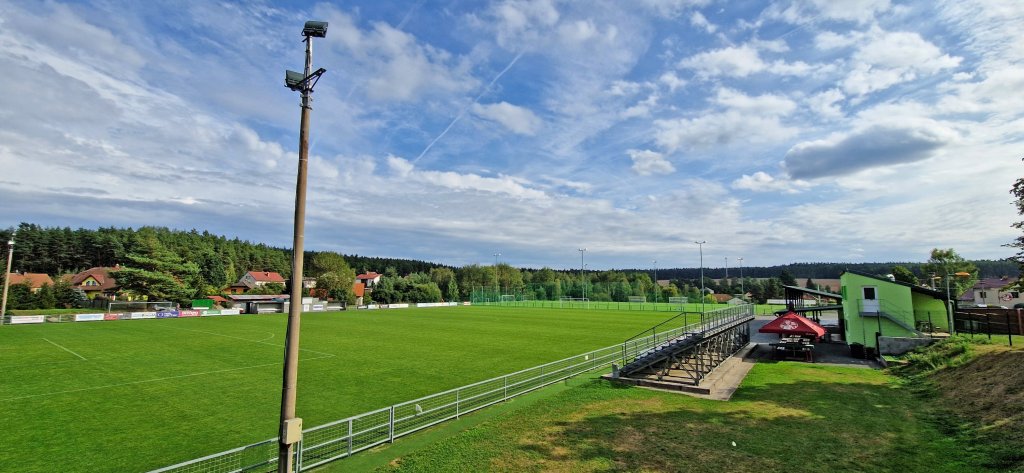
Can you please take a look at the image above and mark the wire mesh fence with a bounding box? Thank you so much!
[151,304,754,473]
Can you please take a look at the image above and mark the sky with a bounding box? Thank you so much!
[0,0,1022,271]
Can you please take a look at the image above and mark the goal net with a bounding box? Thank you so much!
[668,297,688,304]
[628,296,646,303]
[558,297,590,308]
[107,301,176,313]
[499,295,517,303]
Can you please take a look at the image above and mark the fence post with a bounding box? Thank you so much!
[347,418,353,455]
[1007,311,1013,347]
[503,375,508,401]
[389,406,395,443]
[456,388,460,419]
[987,313,992,341]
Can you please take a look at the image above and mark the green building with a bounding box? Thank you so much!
[840,270,950,350]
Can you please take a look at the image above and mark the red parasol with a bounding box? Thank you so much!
[759,311,826,338]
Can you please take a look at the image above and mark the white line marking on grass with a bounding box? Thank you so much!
[164,326,335,357]
[42,338,87,360]
[0,353,335,402]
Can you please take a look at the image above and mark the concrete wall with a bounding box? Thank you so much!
[878,336,937,355]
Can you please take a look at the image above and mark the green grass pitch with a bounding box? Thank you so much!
[0,306,696,472]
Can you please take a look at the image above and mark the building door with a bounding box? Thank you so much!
[862,286,879,313]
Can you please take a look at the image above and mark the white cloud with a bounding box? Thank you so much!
[678,44,820,78]
[332,14,477,102]
[713,88,797,116]
[659,72,687,92]
[655,111,797,152]
[731,171,811,193]
[387,155,415,177]
[806,88,846,118]
[689,11,716,34]
[678,45,765,78]
[471,102,542,135]
[840,28,962,96]
[765,0,892,25]
[628,149,675,175]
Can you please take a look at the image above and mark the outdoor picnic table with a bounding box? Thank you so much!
[771,338,815,362]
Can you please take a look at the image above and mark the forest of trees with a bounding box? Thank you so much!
[0,222,1015,311]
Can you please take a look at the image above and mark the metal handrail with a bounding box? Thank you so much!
[623,311,703,343]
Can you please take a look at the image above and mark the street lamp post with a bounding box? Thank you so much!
[493,253,501,301]
[941,271,972,335]
[695,241,706,315]
[652,260,658,304]
[578,248,587,300]
[0,233,14,326]
[278,20,328,473]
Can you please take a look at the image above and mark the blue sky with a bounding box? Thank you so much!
[0,0,1021,271]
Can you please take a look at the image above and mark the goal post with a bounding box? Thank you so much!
[107,301,176,313]
[627,296,646,303]
[668,296,688,304]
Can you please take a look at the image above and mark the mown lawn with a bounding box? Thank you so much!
[0,306,684,472]
[359,362,992,473]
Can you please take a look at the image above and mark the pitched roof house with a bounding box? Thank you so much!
[65,266,120,299]
[356,272,382,287]
[240,271,286,287]
[7,272,54,293]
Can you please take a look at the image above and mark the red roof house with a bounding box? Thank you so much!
[239,271,286,287]
[7,272,54,293]
[356,272,382,288]
[66,266,120,299]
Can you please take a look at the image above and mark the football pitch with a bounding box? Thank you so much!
[0,306,695,472]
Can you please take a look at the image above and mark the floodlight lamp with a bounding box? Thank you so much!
[302,21,328,37]
[285,70,305,90]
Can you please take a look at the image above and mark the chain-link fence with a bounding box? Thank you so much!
[151,305,754,473]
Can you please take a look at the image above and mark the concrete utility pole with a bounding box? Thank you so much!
[279,20,328,473]
[0,233,14,325]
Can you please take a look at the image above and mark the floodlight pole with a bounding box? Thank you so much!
[0,235,14,325]
[737,257,744,297]
[493,253,500,301]
[652,260,657,304]
[578,248,587,299]
[279,24,324,473]
[695,241,706,316]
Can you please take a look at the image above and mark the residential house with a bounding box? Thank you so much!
[302,277,317,289]
[225,271,287,294]
[840,270,949,351]
[65,266,120,299]
[965,277,1021,307]
[352,282,365,306]
[356,272,382,288]
[240,271,287,288]
[7,272,54,293]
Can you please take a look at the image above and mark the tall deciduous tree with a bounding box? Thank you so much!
[891,265,919,285]
[922,248,978,298]
[1009,162,1024,290]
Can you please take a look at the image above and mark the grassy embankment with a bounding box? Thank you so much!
[347,337,1022,473]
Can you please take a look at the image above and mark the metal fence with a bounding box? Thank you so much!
[151,305,754,473]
